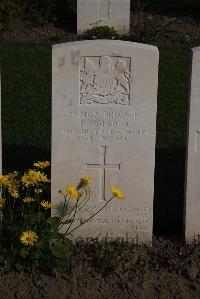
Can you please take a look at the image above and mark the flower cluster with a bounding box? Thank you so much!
[0,157,126,275]
[0,172,19,198]
[0,162,124,255]
[41,200,54,209]
[33,161,50,169]
[0,161,52,249]
[22,169,50,187]
[23,197,35,203]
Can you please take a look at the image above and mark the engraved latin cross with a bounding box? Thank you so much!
[87,146,120,201]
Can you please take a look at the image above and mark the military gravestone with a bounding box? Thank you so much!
[77,0,130,35]
[185,47,200,243]
[52,40,159,243]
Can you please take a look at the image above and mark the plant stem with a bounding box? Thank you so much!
[65,196,113,236]
[75,187,90,213]
[65,187,88,221]
[64,197,80,234]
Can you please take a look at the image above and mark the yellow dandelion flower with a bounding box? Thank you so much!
[41,200,54,209]
[0,175,8,187]
[22,169,50,187]
[23,197,35,203]
[38,172,50,183]
[5,172,20,198]
[33,161,50,169]
[20,230,38,246]
[80,176,92,187]
[9,188,19,198]
[111,186,125,200]
[0,198,6,207]
[34,188,43,194]
[66,184,81,199]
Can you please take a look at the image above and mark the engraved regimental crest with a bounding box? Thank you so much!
[80,56,130,105]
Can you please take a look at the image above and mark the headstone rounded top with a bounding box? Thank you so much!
[53,40,159,53]
[192,46,200,53]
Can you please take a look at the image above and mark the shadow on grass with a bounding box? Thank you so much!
[3,144,50,172]
[153,147,186,239]
[54,0,77,33]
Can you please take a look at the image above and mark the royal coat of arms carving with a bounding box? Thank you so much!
[80,56,130,105]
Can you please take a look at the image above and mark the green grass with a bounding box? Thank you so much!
[0,42,52,149]
[156,44,190,148]
[0,43,52,169]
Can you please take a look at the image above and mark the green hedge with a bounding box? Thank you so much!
[137,0,200,10]
[0,0,76,26]
[1,0,200,29]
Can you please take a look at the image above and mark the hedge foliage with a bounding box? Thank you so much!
[0,0,76,26]
[1,0,200,28]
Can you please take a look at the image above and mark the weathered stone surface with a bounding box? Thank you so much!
[77,0,130,35]
[185,47,200,243]
[52,40,159,243]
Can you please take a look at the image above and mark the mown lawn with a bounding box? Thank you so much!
[0,43,52,170]
[0,42,191,236]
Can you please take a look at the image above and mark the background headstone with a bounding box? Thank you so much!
[77,0,130,35]
[185,47,200,243]
[52,40,159,243]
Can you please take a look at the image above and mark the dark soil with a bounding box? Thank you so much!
[0,239,199,299]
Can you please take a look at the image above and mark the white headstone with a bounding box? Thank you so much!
[185,47,200,243]
[77,0,130,35]
[52,40,159,243]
